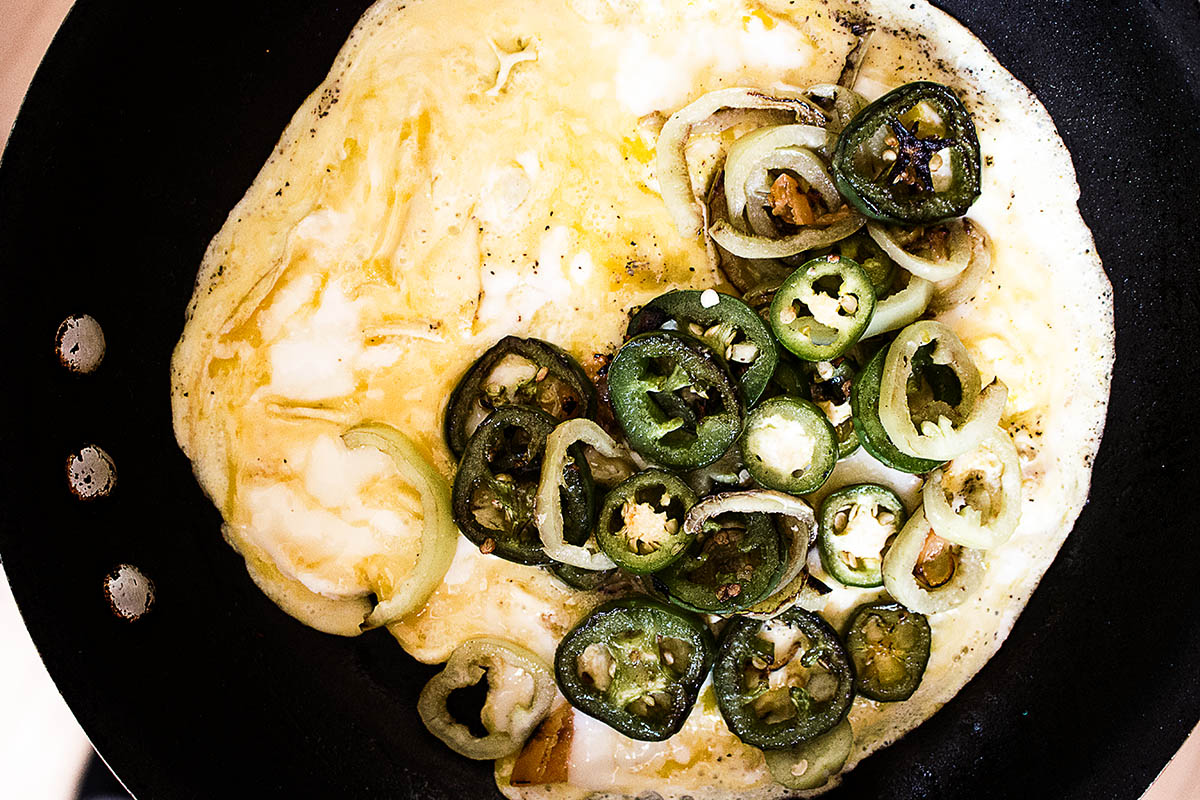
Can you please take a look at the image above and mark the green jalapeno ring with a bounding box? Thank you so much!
[817,483,907,588]
[844,601,931,702]
[798,230,896,296]
[657,511,783,614]
[608,331,744,470]
[546,562,618,591]
[713,607,855,749]
[769,256,876,363]
[554,597,716,742]
[799,355,861,460]
[445,336,598,458]
[451,406,594,566]
[628,290,779,405]
[850,344,945,474]
[831,81,982,225]
[740,397,837,496]
[596,470,699,574]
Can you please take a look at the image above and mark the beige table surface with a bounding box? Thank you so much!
[1,2,1197,798]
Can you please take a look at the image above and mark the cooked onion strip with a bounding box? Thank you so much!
[931,219,992,311]
[418,638,556,759]
[342,423,458,630]
[657,88,826,236]
[882,507,985,614]
[878,321,1008,460]
[924,427,1022,549]
[803,83,869,135]
[867,219,971,282]
[862,273,934,340]
[723,125,835,223]
[710,210,864,259]
[536,419,619,570]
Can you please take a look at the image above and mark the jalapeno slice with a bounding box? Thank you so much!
[451,406,595,566]
[800,355,861,459]
[832,81,982,225]
[713,607,854,749]
[628,290,778,405]
[595,470,698,574]
[878,320,1008,461]
[882,506,985,614]
[769,256,876,362]
[554,597,715,742]
[608,331,744,470]
[417,637,557,759]
[445,337,597,458]
[741,397,837,496]
[850,344,945,474]
[818,484,907,588]
[657,511,782,614]
[763,717,853,790]
[547,562,618,591]
[844,601,931,702]
[802,230,896,295]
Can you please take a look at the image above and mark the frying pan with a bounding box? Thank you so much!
[1,0,1197,797]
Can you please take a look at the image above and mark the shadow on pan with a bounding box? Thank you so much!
[1,1,1198,797]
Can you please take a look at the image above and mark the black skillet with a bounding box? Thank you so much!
[1,1,1198,797]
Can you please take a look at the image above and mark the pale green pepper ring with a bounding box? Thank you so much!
[417,637,557,760]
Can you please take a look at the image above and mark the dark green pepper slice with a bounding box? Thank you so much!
[547,562,618,591]
[769,256,876,362]
[554,597,715,742]
[800,230,896,296]
[657,510,783,614]
[832,81,982,225]
[713,607,855,749]
[844,600,930,702]
[850,344,944,474]
[628,290,778,405]
[800,354,861,459]
[817,484,907,588]
[740,397,837,496]
[451,406,595,565]
[445,337,597,458]
[608,331,744,470]
[596,470,698,574]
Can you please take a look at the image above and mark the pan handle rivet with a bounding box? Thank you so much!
[103,564,155,621]
[55,314,106,374]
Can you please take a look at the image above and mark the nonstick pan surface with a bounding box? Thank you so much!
[1,1,1198,798]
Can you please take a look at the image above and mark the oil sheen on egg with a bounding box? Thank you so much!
[170,0,1112,797]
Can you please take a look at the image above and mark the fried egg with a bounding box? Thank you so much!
[170,0,1113,796]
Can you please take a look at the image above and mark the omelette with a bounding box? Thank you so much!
[170,0,1114,797]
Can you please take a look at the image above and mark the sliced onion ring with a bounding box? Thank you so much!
[867,219,971,282]
[804,83,869,134]
[536,419,619,570]
[923,427,1022,549]
[342,423,458,630]
[709,208,865,259]
[862,273,934,340]
[931,219,992,311]
[723,125,834,222]
[657,88,826,236]
[882,506,985,614]
[879,321,1008,461]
